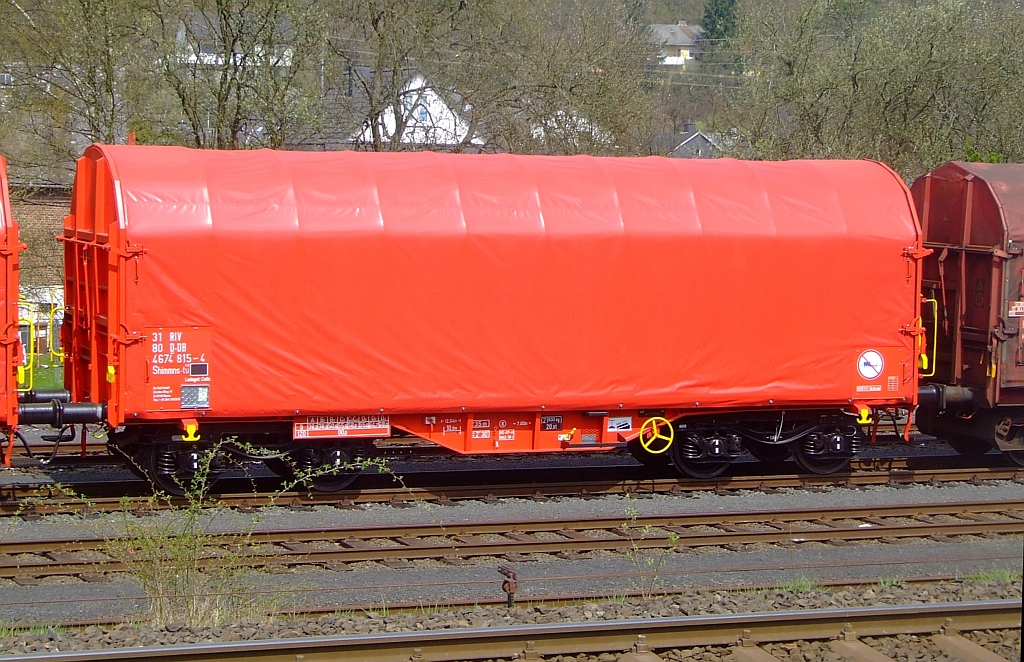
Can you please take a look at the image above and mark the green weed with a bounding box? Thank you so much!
[966,568,1022,583]
[776,576,818,593]
[102,439,396,627]
[619,494,680,599]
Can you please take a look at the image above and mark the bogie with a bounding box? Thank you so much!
[108,427,371,495]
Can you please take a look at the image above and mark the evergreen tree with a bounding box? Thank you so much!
[701,0,736,41]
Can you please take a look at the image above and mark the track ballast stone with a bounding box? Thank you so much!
[0,578,1019,656]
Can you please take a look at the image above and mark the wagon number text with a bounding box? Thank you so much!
[151,331,199,365]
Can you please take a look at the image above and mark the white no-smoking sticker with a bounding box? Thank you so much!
[857,350,884,380]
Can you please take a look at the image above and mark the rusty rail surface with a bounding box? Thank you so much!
[2,499,1022,582]
[0,600,1018,662]
[3,462,1023,518]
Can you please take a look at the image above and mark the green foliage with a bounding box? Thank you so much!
[14,483,93,518]
[30,361,63,391]
[963,138,1003,164]
[0,0,660,178]
[701,0,737,41]
[0,625,63,639]
[724,0,1024,179]
[5,0,1023,185]
[126,116,188,147]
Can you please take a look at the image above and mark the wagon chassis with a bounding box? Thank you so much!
[89,407,878,494]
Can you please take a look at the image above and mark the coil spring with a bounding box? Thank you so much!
[677,435,703,459]
[848,429,863,455]
[802,428,859,456]
[155,449,177,475]
[296,448,319,470]
[801,434,822,456]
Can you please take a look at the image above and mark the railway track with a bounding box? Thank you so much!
[2,499,1022,582]
[2,570,1019,630]
[0,600,1019,662]
[3,461,1022,518]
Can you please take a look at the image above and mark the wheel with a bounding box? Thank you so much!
[792,442,851,475]
[310,469,360,492]
[743,440,791,464]
[627,438,671,467]
[309,444,361,491]
[668,432,732,479]
[142,442,226,497]
[111,444,150,481]
[264,457,294,479]
[269,444,362,492]
[945,434,992,458]
[671,457,731,479]
[790,426,858,475]
[145,444,195,497]
[1004,450,1024,467]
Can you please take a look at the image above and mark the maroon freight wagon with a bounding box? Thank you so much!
[913,161,1024,465]
[22,146,926,491]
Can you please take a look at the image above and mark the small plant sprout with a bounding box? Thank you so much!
[103,438,398,627]
[619,493,679,600]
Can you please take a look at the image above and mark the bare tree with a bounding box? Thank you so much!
[0,0,660,164]
[324,0,658,154]
[454,0,660,155]
[140,0,326,149]
[726,0,1024,177]
[322,0,480,151]
[0,0,146,182]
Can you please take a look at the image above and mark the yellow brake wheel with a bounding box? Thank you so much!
[639,417,674,454]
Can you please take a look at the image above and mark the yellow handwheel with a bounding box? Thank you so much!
[639,417,674,454]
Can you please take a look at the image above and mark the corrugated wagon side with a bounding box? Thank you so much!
[913,161,1024,465]
[47,146,926,490]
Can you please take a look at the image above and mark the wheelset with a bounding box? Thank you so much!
[265,443,362,492]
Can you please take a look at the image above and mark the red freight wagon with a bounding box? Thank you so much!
[0,156,22,463]
[42,146,925,491]
[913,161,1024,466]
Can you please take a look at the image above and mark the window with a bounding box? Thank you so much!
[418,106,428,122]
[0,73,13,86]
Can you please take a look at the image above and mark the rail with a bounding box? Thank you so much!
[0,600,1018,662]
[4,463,1023,517]
[2,499,1022,581]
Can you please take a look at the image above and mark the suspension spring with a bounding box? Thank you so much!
[802,434,824,456]
[155,450,177,475]
[296,448,319,470]
[677,435,703,459]
[847,429,863,455]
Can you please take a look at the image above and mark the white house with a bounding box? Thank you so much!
[648,21,705,67]
[353,73,481,148]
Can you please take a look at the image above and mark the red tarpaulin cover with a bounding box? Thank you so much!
[67,147,922,425]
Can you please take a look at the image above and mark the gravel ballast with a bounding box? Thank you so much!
[1,477,1022,624]
[3,470,1024,542]
[0,578,1020,656]
[2,446,1022,640]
